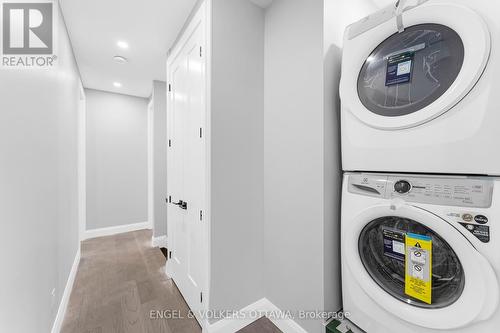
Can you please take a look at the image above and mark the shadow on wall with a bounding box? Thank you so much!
[324,42,344,313]
[327,43,343,169]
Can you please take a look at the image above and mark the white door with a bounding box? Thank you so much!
[343,204,498,329]
[169,52,186,277]
[167,12,206,321]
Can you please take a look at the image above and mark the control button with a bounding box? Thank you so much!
[462,214,473,222]
[474,215,488,224]
[394,180,411,194]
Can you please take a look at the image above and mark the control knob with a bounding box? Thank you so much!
[394,180,411,194]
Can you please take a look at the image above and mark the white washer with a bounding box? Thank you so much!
[339,0,500,175]
[341,172,500,332]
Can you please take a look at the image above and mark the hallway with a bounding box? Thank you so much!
[60,230,201,333]
[60,230,281,333]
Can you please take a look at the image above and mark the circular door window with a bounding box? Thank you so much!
[358,24,465,117]
[358,216,465,308]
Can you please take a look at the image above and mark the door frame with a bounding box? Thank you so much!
[165,0,211,327]
[343,203,498,329]
[147,100,155,230]
[77,82,86,242]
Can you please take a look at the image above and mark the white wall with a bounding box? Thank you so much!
[262,1,378,332]
[85,89,149,231]
[264,1,326,331]
[0,3,81,332]
[209,0,265,316]
[151,81,168,238]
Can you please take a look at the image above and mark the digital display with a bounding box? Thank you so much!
[385,51,414,86]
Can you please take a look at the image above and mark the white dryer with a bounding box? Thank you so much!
[341,172,500,332]
[340,0,500,175]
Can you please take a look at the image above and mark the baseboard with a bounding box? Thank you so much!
[83,221,151,240]
[259,299,308,333]
[152,235,168,248]
[204,298,268,333]
[204,298,307,333]
[51,247,81,333]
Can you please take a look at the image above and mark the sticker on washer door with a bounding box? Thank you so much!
[383,228,405,261]
[405,233,432,304]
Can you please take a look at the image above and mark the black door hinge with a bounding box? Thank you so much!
[199,128,202,138]
[168,139,172,147]
[200,292,203,303]
[169,251,172,259]
[200,46,202,57]
[168,84,172,92]
[200,210,203,221]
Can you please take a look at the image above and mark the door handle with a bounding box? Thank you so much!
[170,200,188,210]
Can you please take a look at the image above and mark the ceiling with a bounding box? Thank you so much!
[60,0,198,98]
[60,0,389,98]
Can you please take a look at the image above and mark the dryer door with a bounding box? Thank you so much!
[343,3,490,129]
[343,204,498,329]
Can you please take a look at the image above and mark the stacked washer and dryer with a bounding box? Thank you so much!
[339,0,500,332]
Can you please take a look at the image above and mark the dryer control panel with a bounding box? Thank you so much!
[348,173,493,208]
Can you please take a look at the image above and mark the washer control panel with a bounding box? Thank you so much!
[348,173,493,208]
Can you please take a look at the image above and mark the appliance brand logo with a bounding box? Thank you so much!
[1,0,57,68]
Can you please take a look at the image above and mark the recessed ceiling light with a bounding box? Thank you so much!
[113,82,122,88]
[113,55,128,64]
[117,41,129,49]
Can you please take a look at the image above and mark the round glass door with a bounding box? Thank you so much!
[358,216,465,308]
[358,24,464,117]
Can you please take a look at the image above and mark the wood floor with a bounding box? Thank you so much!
[61,229,281,333]
[238,317,282,333]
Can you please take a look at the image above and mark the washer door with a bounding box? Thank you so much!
[359,216,464,309]
[343,3,490,129]
[344,204,498,329]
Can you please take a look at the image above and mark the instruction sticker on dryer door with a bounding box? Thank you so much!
[386,52,414,86]
[405,233,432,304]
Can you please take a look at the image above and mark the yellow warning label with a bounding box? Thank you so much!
[405,233,432,304]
